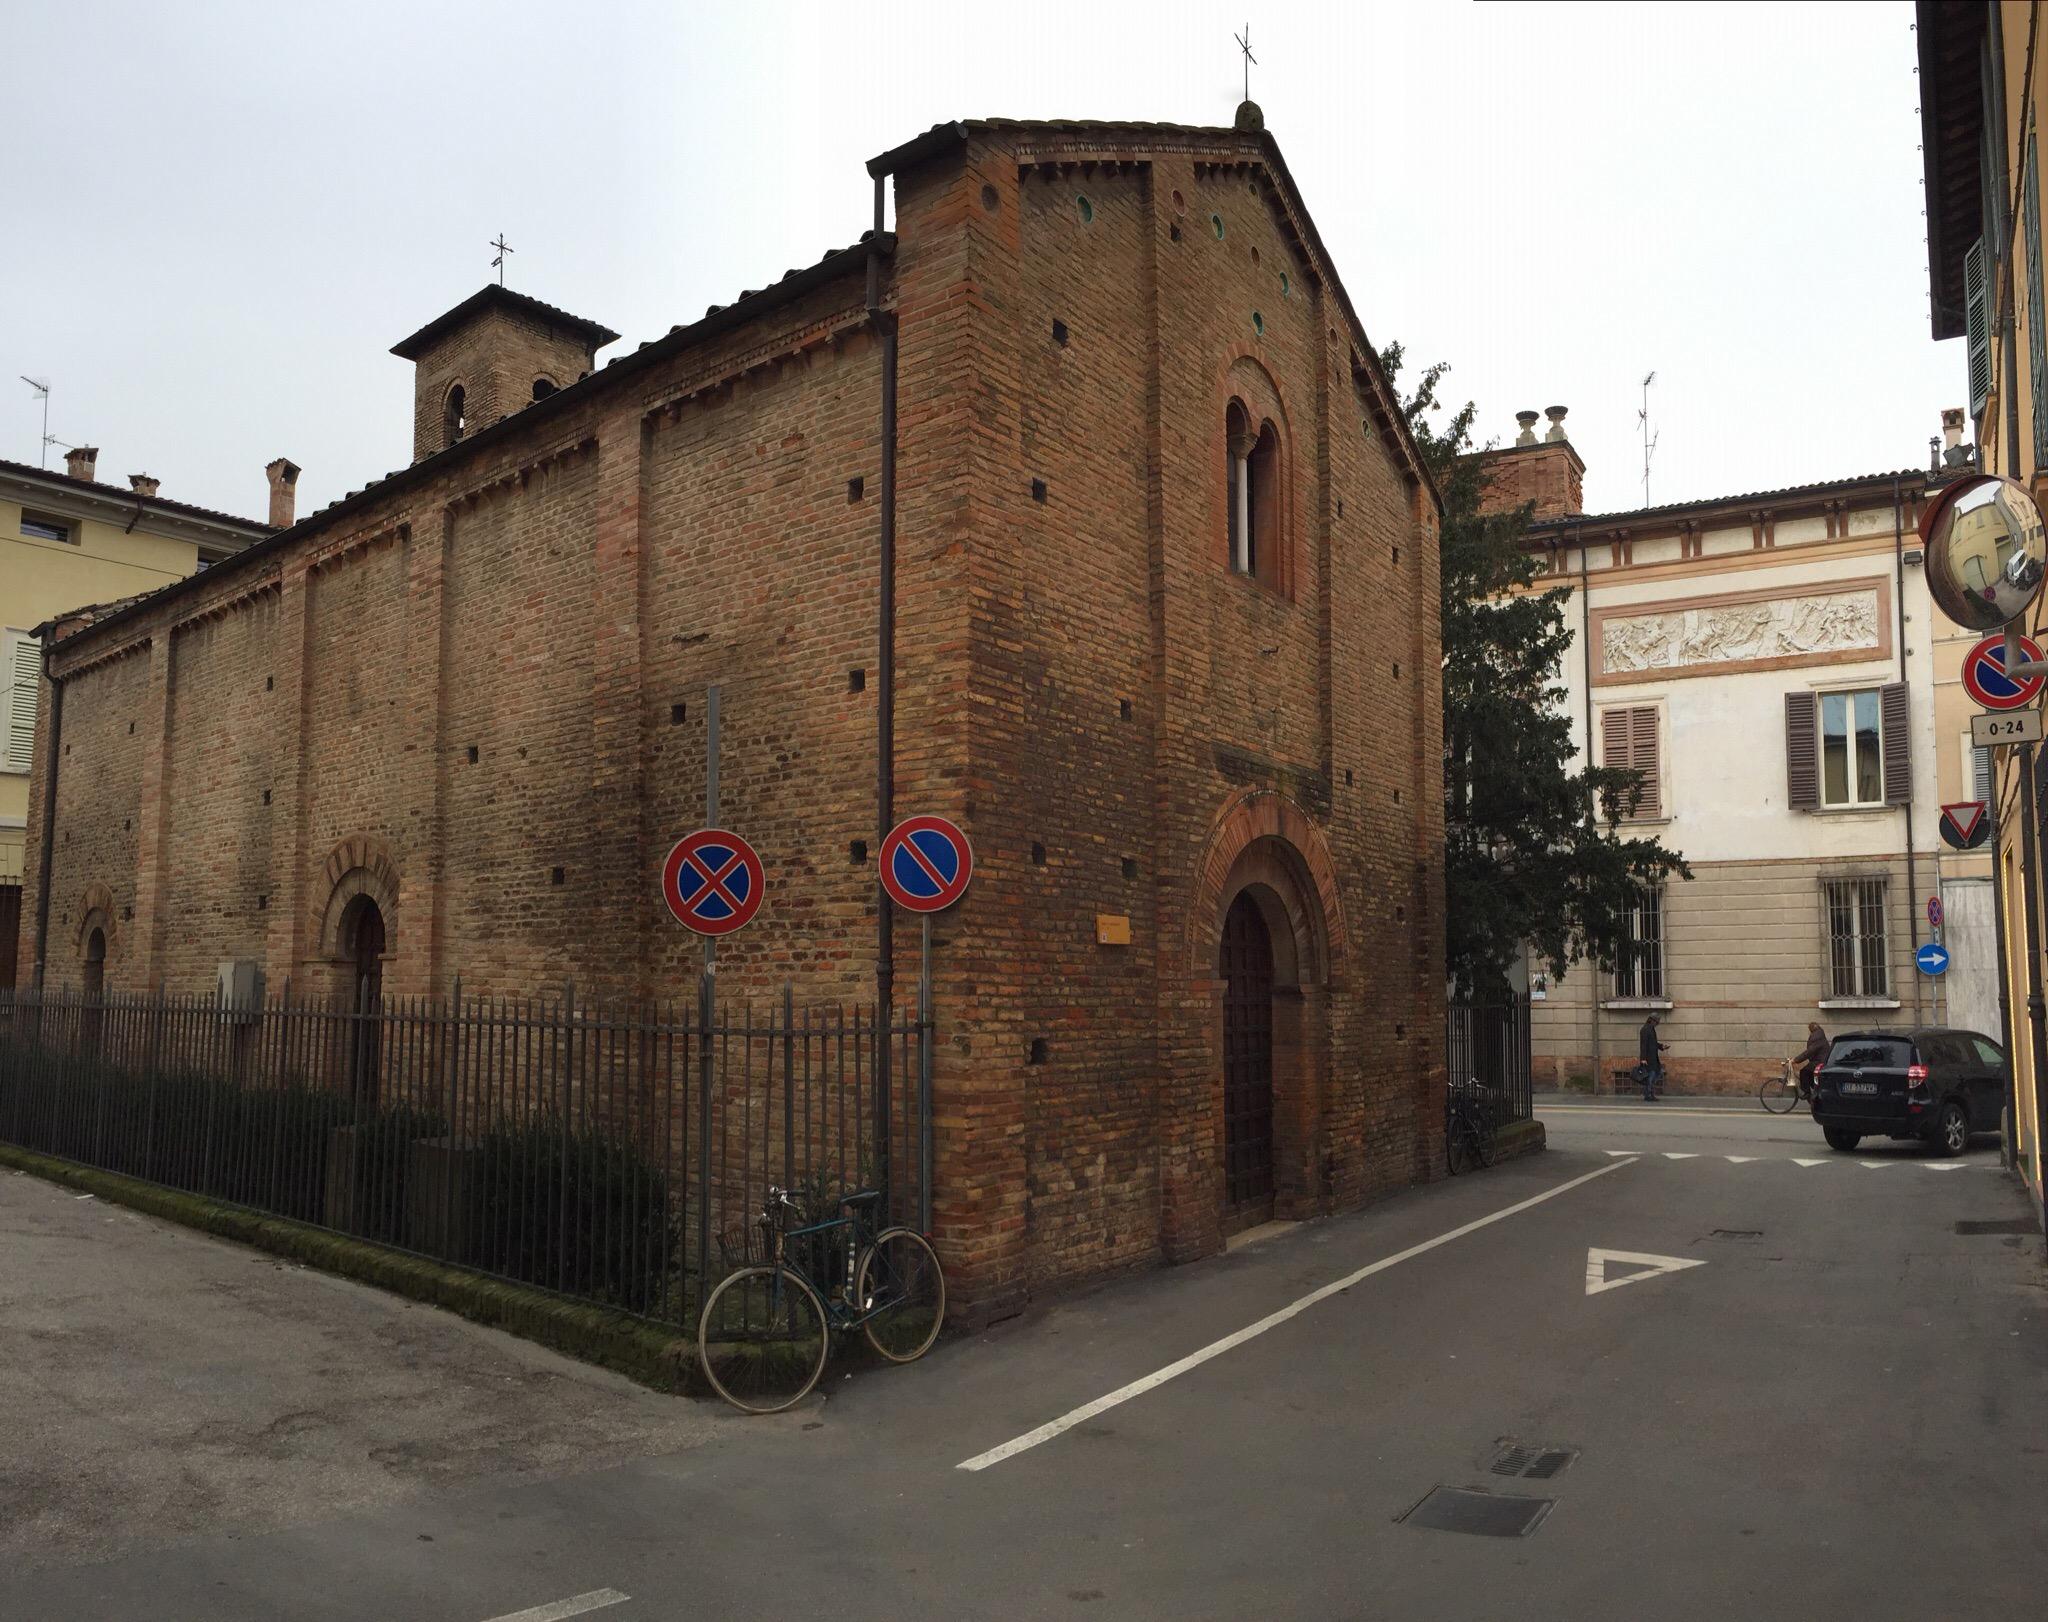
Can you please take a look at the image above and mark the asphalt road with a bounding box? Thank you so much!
[8,1102,2048,1621]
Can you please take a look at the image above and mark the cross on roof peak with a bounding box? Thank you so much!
[490,232,515,287]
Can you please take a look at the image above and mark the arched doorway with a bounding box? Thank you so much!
[339,894,385,1099]
[81,926,107,1053]
[1221,891,1276,1227]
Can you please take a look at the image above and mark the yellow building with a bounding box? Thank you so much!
[2,447,277,980]
[1920,0,2048,1219]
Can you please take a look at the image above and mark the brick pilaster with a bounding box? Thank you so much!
[129,634,173,984]
[264,562,314,982]
[392,514,449,997]
[589,407,648,1004]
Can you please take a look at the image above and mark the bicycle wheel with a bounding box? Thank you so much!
[1759,1075,1797,1115]
[1445,1110,1474,1175]
[856,1228,947,1363]
[697,1265,829,1414]
[1472,1096,1500,1169]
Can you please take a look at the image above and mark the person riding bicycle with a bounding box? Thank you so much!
[1793,1022,1828,1101]
[1638,1012,1668,1102]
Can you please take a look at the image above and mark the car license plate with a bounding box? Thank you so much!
[1842,1081,1878,1095]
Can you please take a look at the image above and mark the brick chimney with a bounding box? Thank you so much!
[265,458,300,529]
[1469,408,1585,520]
[64,446,99,483]
[128,473,160,497]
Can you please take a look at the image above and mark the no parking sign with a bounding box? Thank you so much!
[878,816,973,914]
[661,828,765,936]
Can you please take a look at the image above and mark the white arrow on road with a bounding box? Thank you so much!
[1586,1247,1707,1297]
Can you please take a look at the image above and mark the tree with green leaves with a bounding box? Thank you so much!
[1382,345,1690,1001]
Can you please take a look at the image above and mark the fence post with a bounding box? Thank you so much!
[558,979,573,1297]
[696,964,714,1305]
[782,980,795,1193]
[444,975,462,1263]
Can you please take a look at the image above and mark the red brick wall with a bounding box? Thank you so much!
[1471,441,1584,520]
[19,122,1446,1316]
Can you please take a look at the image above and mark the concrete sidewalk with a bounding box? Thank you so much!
[0,1168,716,1574]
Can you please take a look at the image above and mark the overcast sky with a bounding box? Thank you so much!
[7,0,1953,524]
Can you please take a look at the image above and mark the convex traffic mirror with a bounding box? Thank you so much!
[1921,473,2048,632]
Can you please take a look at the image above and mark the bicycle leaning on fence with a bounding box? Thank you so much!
[696,1185,946,1413]
[1444,1077,1499,1175]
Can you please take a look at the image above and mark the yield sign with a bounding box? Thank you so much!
[1939,801,1989,851]
[1584,1248,1706,1297]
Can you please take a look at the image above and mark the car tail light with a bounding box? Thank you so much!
[1908,1063,1930,1087]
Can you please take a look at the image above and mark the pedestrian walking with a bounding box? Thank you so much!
[1639,1012,1669,1101]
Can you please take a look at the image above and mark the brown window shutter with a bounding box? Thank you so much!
[1880,682,1911,804]
[1786,691,1819,810]
[1629,707,1661,819]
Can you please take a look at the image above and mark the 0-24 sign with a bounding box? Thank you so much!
[1972,709,2044,747]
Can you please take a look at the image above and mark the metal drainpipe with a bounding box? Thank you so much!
[867,175,899,1194]
[30,637,65,990]
[1895,477,1923,1023]
[1579,525,1601,1091]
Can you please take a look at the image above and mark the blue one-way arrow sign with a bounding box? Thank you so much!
[1916,942,1951,977]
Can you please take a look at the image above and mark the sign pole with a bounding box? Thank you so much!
[696,684,720,1298]
[1990,761,2018,1169]
[919,912,933,1233]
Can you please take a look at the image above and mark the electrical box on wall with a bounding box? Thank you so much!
[217,960,264,1023]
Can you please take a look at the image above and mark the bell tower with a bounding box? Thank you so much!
[390,286,619,463]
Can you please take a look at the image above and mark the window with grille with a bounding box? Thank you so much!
[1824,878,1889,999]
[1613,886,1664,1000]
[4,630,39,775]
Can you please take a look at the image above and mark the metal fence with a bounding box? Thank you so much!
[0,982,930,1327]
[1446,996,1533,1126]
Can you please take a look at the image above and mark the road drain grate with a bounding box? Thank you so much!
[1955,1218,2035,1236]
[1401,1486,1554,1538]
[1490,1443,1579,1480]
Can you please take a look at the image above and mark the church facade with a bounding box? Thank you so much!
[17,113,1446,1312]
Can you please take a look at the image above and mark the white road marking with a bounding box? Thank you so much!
[1724,1156,1758,1163]
[1859,1160,1896,1169]
[1922,1161,1967,1171]
[1604,1149,1636,1157]
[1662,1152,1699,1159]
[479,1590,630,1622]
[954,1157,1637,1472]
[1585,1247,1707,1296]
[1791,1158,1831,1166]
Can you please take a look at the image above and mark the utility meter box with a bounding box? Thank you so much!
[217,959,264,1023]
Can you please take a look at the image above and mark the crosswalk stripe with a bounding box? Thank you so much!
[1858,1160,1896,1169]
[1725,1155,1758,1163]
[1791,1158,1831,1166]
[1662,1152,1699,1160]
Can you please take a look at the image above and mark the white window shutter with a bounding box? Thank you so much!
[5,633,42,775]
[1966,237,1992,418]
[1974,742,1994,805]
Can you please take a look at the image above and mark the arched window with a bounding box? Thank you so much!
[339,894,385,1101]
[444,383,467,449]
[531,377,557,402]
[1225,400,1283,588]
[82,927,106,999]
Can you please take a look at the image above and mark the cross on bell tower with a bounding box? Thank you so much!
[1234,23,1256,102]
[490,232,515,287]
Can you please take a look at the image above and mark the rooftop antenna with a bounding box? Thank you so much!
[19,376,50,467]
[1637,370,1660,506]
[490,232,514,287]
[1235,23,1257,102]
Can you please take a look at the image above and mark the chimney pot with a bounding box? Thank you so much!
[265,457,301,529]
[1941,406,1965,450]
[1544,405,1569,442]
[128,473,160,497]
[64,446,99,483]
[1514,410,1540,447]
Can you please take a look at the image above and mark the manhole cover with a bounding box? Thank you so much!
[1490,1443,1579,1480]
[1956,1218,2035,1236]
[1400,1486,1554,1538]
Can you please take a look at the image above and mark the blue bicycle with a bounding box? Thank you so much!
[697,1186,946,1413]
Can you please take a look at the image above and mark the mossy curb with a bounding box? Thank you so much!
[0,1143,703,1395]
[1494,1117,1546,1162]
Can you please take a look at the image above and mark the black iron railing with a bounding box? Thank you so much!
[0,984,929,1326]
[1446,996,1533,1126]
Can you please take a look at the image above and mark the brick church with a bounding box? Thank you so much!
[17,109,1446,1311]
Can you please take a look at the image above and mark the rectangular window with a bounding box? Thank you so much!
[1973,742,1994,806]
[1613,886,1664,1001]
[20,512,73,545]
[1823,878,1889,999]
[1819,689,1884,807]
[1599,705,1662,820]
[4,630,40,775]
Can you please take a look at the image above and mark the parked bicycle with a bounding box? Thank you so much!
[1445,1077,1499,1174]
[1758,1058,1811,1116]
[697,1185,946,1414]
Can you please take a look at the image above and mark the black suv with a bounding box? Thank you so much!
[1809,1027,2006,1155]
